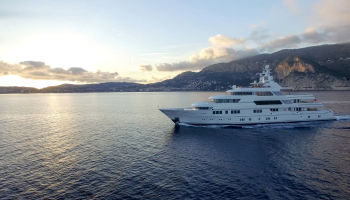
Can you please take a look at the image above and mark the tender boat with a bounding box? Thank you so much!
[159,65,335,125]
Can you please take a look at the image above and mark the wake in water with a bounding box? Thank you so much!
[335,115,350,120]
[320,101,350,104]
[178,122,318,129]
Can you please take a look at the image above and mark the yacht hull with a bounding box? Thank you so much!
[159,108,335,125]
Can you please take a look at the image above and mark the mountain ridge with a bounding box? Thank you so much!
[1,43,350,93]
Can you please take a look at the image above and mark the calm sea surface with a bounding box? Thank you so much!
[0,91,350,199]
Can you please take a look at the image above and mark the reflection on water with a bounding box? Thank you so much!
[0,92,350,199]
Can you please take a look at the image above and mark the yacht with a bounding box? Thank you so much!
[159,65,335,125]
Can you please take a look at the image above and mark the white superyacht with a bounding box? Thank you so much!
[159,65,335,125]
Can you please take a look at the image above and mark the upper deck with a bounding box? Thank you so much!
[226,65,292,93]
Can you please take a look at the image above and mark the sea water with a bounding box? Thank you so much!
[0,91,349,199]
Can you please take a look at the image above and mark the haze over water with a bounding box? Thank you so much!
[0,91,350,199]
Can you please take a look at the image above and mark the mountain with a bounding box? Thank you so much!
[0,86,40,93]
[146,43,350,90]
[2,43,349,93]
[39,82,140,93]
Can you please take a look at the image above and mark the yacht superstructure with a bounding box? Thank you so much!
[159,65,335,125]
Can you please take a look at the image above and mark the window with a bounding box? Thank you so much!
[255,91,273,96]
[254,100,282,105]
[225,111,228,114]
[240,118,245,121]
[274,117,277,120]
[249,118,252,121]
[270,108,279,112]
[194,107,210,110]
[266,117,270,120]
[213,111,215,114]
[281,100,293,104]
[220,111,222,114]
[300,99,314,103]
[318,115,321,118]
[272,91,284,96]
[210,99,241,103]
[308,116,310,118]
[228,92,253,95]
[231,110,240,114]
[293,107,302,111]
[253,109,262,113]
[216,111,219,114]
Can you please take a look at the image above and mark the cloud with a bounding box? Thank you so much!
[249,30,271,43]
[139,64,153,72]
[0,60,145,83]
[257,0,350,52]
[68,67,87,75]
[259,35,301,52]
[139,0,350,73]
[136,34,258,72]
[155,47,258,72]
[283,0,300,14]
[149,76,172,83]
[249,22,267,29]
[314,0,350,26]
[19,61,50,71]
[208,34,245,47]
[301,27,329,44]
[311,0,350,43]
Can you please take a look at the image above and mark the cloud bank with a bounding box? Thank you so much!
[0,61,146,83]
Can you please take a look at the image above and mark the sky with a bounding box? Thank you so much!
[0,0,349,88]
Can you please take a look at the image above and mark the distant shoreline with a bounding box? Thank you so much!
[1,89,350,94]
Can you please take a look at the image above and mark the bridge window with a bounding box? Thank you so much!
[254,100,282,105]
